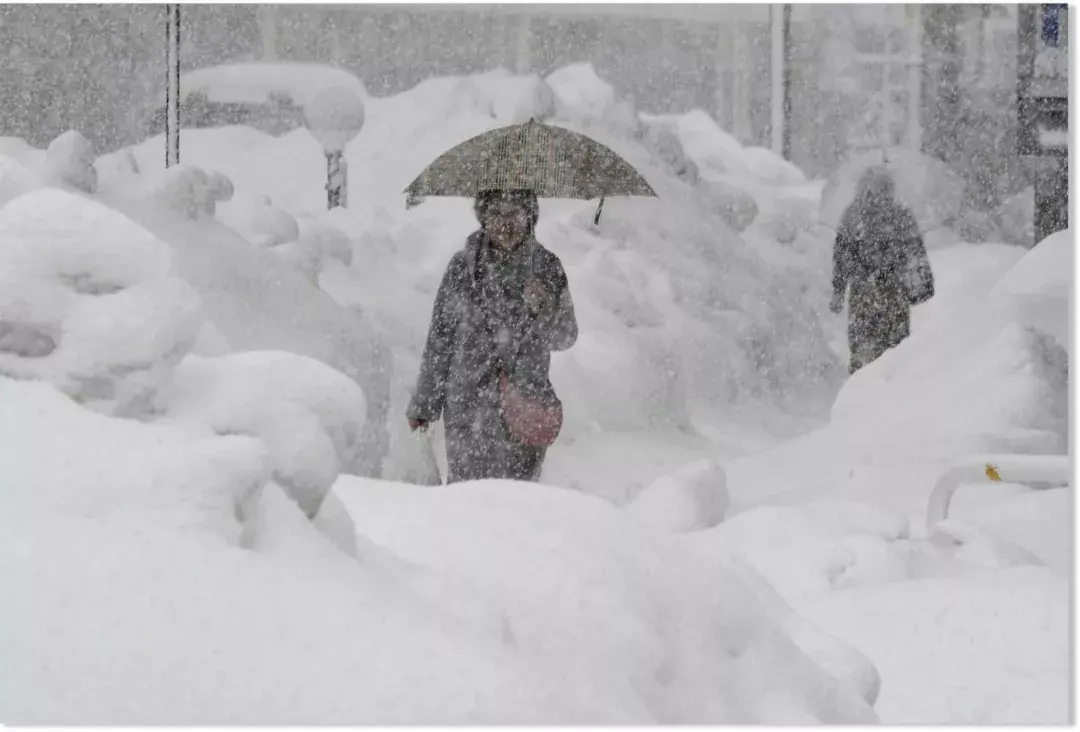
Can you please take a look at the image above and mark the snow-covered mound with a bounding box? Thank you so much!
[42,130,97,193]
[992,229,1070,346]
[2,370,877,724]
[0,189,202,416]
[336,475,877,723]
[724,240,1067,516]
[0,154,47,207]
[171,62,368,107]
[95,175,394,477]
[157,351,368,519]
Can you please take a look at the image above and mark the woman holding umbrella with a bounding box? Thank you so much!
[406,188,577,483]
[403,118,656,484]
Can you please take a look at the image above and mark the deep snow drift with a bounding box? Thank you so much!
[0,164,878,724]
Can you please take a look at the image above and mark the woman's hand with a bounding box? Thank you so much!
[524,280,548,312]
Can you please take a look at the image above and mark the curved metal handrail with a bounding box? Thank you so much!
[925,454,1071,539]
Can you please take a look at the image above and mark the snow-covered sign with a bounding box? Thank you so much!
[303,85,366,154]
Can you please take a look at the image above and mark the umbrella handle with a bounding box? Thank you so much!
[593,197,605,226]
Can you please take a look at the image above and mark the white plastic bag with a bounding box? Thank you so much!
[386,420,442,485]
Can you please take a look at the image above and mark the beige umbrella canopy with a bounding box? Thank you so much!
[404,118,656,221]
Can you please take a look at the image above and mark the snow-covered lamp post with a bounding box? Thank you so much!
[303,85,365,210]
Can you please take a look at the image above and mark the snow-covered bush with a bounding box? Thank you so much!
[994,187,1035,248]
[157,351,367,518]
[625,458,729,533]
[638,118,699,184]
[298,215,354,267]
[546,63,619,121]
[0,154,47,208]
[94,148,141,193]
[0,189,202,417]
[449,69,557,125]
[216,192,300,248]
[145,164,235,220]
[43,130,97,193]
[699,179,758,232]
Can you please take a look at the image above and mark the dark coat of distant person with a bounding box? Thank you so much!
[831,170,934,374]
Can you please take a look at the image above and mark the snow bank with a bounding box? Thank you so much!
[0,377,634,725]
[0,154,47,207]
[174,62,369,107]
[625,458,730,533]
[216,192,300,247]
[157,351,368,518]
[0,189,202,416]
[100,182,394,477]
[799,568,1069,723]
[336,476,877,724]
[42,130,97,193]
[992,229,1070,346]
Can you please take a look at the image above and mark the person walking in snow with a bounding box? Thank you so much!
[830,169,934,374]
[406,189,578,483]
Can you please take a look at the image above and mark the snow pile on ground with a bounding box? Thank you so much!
[725,239,1066,516]
[174,61,369,108]
[0,154,47,207]
[0,378,602,724]
[335,476,878,724]
[42,130,97,193]
[798,567,1069,723]
[157,351,368,519]
[0,365,876,723]
[92,174,394,477]
[992,228,1070,345]
[693,236,1070,723]
[0,187,371,515]
[0,189,202,416]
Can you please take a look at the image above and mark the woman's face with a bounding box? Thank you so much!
[485,200,531,250]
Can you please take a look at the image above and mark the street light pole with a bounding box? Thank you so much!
[165,3,180,168]
[770,3,784,156]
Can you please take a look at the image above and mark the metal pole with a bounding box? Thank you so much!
[881,5,893,148]
[165,4,180,168]
[906,4,923,150]
[781,3,792,160]
[770,4,784,155]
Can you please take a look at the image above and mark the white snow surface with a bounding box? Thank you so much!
[2,65,1070,725]
[1,373,877,724]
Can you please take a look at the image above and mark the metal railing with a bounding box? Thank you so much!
[925,454,1071,539]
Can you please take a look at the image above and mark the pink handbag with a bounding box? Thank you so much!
[498,371,563,447]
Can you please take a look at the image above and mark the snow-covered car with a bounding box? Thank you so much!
[146,62,367,137]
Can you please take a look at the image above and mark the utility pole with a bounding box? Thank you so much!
[905,3,922,150]
[770,4,791,158]
[165,3,180,168]
[881,4,892,148]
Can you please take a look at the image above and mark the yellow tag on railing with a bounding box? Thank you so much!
[985,464,1002,482]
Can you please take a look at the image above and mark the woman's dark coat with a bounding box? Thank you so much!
[407,231,577,483]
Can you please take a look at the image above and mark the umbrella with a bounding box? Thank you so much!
[818,147,965,233]
[404,118,657,223]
